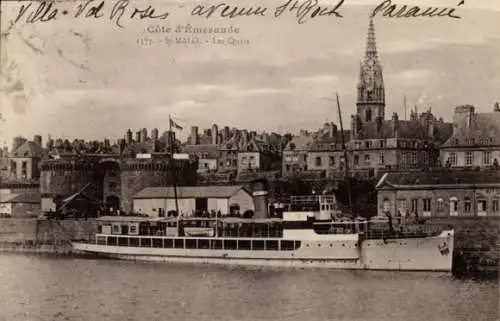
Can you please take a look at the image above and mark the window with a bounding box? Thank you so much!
[464,198,472,214]
[397,199,407,216]
[108,182,117,191]
[437,198,444,212]
[379,140,385,148]
[21,161,27,178]
[364,154,370,165]
[423,199,431,212]
[382,199,390,213]
[365,141,371,149]
[411,152,418,166]
[465,152,474,166]
[355,142,361,149]
[477,200,487,215]
[492,199,499,213]
[411,199,418,212]
[449,197,458,215]
[378,152,385,165]
[482,151,492,165]
[353,155,359,166]
[329,156,335,166]
[449,152,457,166]
[315,157,322,167]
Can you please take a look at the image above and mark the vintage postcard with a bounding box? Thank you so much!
[0,0,499,320]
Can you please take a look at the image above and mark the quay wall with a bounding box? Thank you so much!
[427,217,499,276]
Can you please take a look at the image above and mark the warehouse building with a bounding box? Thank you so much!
[132,185,255,217]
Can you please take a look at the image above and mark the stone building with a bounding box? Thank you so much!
[7,136,45,182]
[282,130,314,176]
[306,123,350,179]
[440,104,500,169]
[237,135,281,175]
[183,124,288,178]
[376,170,500,218]
[348,19,453,177]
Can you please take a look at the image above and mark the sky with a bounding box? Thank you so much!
[1,0,499,147]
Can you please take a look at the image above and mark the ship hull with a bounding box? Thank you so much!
[72,230,454,272]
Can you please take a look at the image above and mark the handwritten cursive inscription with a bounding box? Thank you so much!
[75,0,105,19]
[11,1,58,24]
[9,0,170,28]
[370,0,464,19]
[275,0,345,24]
[191,4,268,19]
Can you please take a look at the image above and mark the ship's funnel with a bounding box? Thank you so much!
[252,181,268,219]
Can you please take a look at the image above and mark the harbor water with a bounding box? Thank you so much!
[0,254,498,321]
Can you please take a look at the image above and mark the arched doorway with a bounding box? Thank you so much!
[106,195,120,214]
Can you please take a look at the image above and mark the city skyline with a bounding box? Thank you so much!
[1,1,499,144]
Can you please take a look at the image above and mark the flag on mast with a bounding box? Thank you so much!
[169,117,183,130]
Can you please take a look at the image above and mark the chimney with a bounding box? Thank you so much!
[135,131,140,142]
[151,128,159,141]
[428,122,435,138]
[494,102,500,112]
[46,139,54,150]
[211,124,219,144]
[223,126,230,143]
[12,136,27,152]
[190,126,199,145]
[33,135,42,147]
[375,116,383,133]
[242,130,249,144]
[140,128,148,142]
[118,139,126,154]
[299,129,309,137]
[453,105,475,132]
[329,123,338,138]
[126,129,133,144]
[263,132,270,145]
[104,138,110,148]
[392,112,399,136]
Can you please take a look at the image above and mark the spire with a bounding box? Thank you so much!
[365,18,377,58]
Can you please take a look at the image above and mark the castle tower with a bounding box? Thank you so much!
[356,18,385,122]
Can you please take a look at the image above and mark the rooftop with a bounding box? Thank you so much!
[134,185,248,199]
[376,170,500,188]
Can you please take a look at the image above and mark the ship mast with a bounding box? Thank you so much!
[168,115,180,223]
[336,93,353,213]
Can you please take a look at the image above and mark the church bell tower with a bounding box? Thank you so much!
[356,18,385,122]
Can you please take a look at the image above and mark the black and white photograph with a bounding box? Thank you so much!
[0,0,499,320]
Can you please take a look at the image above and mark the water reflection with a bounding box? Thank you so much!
[0,255,498,321]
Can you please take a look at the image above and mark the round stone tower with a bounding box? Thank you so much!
[40,157,102,204]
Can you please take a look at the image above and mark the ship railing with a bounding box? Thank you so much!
[365,223,445,240]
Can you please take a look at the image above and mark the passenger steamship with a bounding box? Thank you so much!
[72,193,454,271]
